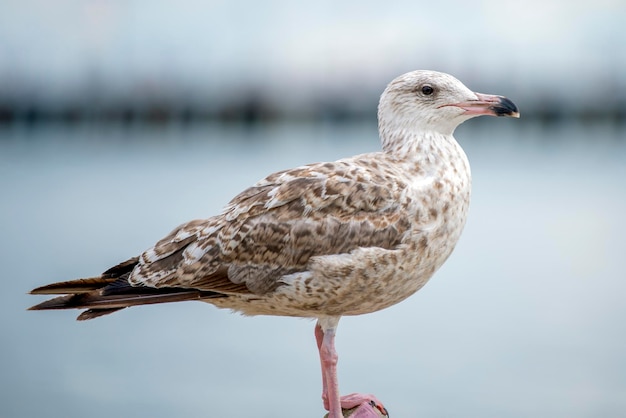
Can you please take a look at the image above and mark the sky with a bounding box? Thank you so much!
[0,0,624,111]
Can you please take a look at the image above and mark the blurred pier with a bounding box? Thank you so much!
[0,79,624,128]
[1,1,624,131]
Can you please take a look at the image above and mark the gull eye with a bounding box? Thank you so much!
[421,85,434,96]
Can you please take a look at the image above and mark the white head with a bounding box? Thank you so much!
[378,70,519,151]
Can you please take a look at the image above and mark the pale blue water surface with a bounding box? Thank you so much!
[1,120,625,417]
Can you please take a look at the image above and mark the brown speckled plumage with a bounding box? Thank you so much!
[30,70,519,417]
[30,70,521,320]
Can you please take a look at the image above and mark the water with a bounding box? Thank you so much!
[1,120,625,418]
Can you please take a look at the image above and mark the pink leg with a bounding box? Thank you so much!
[315,321,388,418]
[316,321,342,416]
[314,323,331,409]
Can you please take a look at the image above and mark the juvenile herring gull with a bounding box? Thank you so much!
[30,70,519,418]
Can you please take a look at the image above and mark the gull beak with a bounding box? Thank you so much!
[447,92,520,118]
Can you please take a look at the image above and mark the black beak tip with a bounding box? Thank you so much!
[492,96,520,118]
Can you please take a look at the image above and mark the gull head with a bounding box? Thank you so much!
[378,70,519,139]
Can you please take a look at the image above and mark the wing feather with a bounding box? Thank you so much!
[131,155,412,294]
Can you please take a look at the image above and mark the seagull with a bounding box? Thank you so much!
[30,70,519,418]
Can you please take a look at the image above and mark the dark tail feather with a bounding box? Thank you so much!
[78,308,126,321]
[30,257,140,295]
[30,277,118,295]
[29,256,226,320]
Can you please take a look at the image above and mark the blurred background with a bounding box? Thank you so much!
[1,1,625,417]
[1,0,625,124]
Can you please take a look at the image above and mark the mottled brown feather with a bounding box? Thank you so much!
[129,157,412,296]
